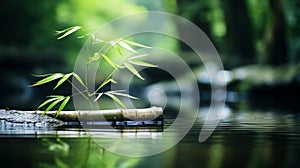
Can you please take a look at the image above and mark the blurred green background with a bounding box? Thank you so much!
[0,0,299,110]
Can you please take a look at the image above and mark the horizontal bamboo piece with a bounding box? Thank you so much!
[26,106,163,122]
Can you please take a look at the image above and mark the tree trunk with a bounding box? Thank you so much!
[176,0,213,51]
[262,0,287,65]
[222,0,255,67]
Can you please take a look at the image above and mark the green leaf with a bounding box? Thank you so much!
[109,40,117,46]
[102,54,117,68]
[94,92,103,102]
[43,98,65,115]
[127,54,149,61]
[47,95,65,98]
[56,96,70,117]
[116,45,123,57]
[107,91,139,100]
[91,38,106,44]
[123,39,151,48]
[104,93,126,108]
[56,26,82,40]
[31,73,63,87]
[31,73,53,77]
[77,32,91,39]
[38,97,61,109]
[91,34,106,43]
[128,60,158,67]
[54,73,72,90]
[98,78,117,90]
[124,62,144,80]
[72,73,85,86]
[107,90,126,93]
[87,52,101,64]
[117,41,137,53]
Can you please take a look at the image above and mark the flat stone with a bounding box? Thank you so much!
[0,109,63,127]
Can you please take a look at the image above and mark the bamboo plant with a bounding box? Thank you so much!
[31,26,157,117]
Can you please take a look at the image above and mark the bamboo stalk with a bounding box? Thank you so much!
[26,106,163,122]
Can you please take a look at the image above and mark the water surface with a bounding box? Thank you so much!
[1,107,300,168]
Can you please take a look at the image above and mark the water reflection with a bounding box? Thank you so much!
[1,107,300,167]
[38,138,142,168]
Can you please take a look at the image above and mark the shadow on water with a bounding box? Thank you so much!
[1,105,300,168]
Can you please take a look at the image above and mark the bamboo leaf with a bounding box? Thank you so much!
[43,98,65,115]
[98,78,117,90]
[77,33,91,39]
[124,62,144,80]
[102,54,117,68]
[107,91,139,100]
[87,52,101,64]
[104,93,126,108]
[116,45,123,57]
[38,97,61,109]
[72,73,85,86]
[47,95,65,98]
[94,38,105,43]
[54,73,72,90]
[56,26,82,40]
[56,96,70,117]
[128,60,158,67]
[31,73,63,87]
[109,40,117,46]
[117,41,137,53]
[127,54,149,61]
[94,92,104,102]
[123,39,151,48]
[106,90,126,93]
[91,38,106,44]
[31,73,53,77]
[91,34,106,44]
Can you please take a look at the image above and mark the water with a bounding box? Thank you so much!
[1,107,300,168]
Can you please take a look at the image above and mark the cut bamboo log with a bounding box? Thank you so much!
[26,106,163,123]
